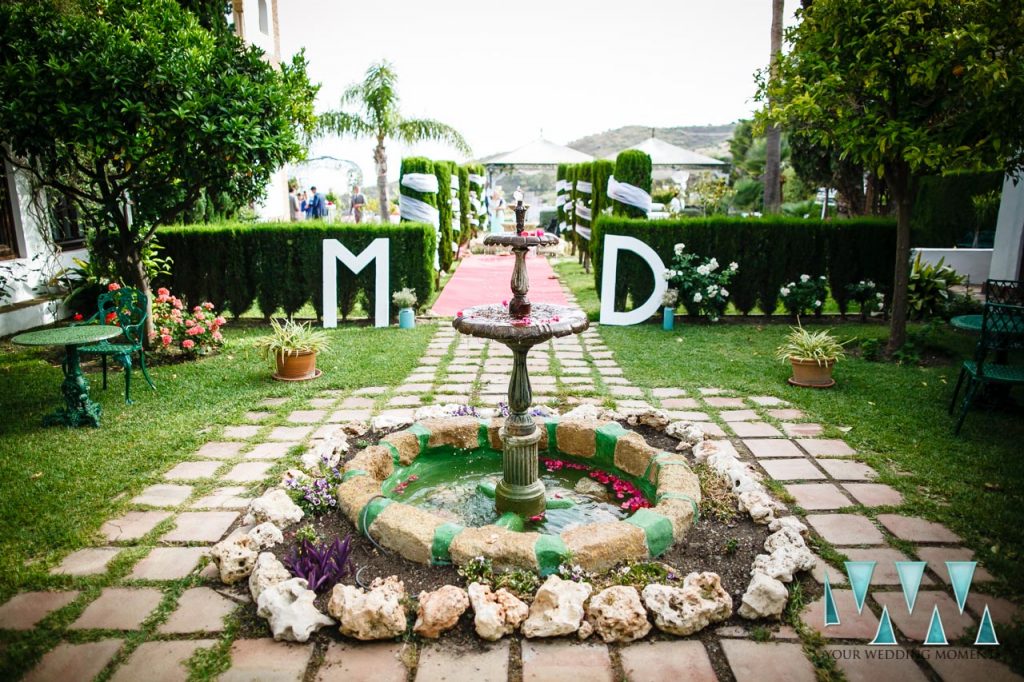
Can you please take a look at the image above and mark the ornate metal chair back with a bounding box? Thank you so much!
[95,287,148,347]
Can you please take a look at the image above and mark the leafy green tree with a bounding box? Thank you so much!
[317,62,471,223]
[761,0,1024,351]
[0,0,316,336]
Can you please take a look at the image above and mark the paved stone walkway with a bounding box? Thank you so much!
[2,284,1021,681]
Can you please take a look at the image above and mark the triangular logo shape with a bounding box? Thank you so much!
[895,561,927,614]
[844,561,876,614]
[924,604,949,645]
[975,605,999,646]
[823,570,840,626]
[946,561,976,614]
[870,605,898,645]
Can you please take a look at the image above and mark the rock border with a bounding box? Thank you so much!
[336,416,701,574]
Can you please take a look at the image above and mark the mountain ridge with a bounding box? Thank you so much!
[568,124,736,160]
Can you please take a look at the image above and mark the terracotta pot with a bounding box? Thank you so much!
[274,349,318,380]
[788,357,836,388]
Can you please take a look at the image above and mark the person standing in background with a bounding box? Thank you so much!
[350,185,366,223]
[308,186,326,219]
[288,187,300,221]
[300,191,310,219]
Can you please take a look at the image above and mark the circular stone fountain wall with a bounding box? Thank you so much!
[336,416,701,574]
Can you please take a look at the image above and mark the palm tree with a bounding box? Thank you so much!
[763,0,784,213]
[317,61,472,222]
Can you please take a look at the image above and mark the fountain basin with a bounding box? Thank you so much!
[336,416,701,574]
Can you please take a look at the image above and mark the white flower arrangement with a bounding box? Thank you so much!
[693,292,703,303]
[800,274,810,282]
[674,243,685,255]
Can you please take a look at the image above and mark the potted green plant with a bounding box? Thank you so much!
[776,325,849,388]
[393,288,417,329]
[662,288,678,331]
[255,318,330,381]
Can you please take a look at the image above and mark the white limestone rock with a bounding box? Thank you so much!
[585,585,651,643]
[468,583,529,641]
[768,516,809,536]
[625,408,670,431]
[738,491,779,525]
[243,488,304,528]
[210,536,258,585]
[641,572,733,636]
[522,575,593,638]
[256,577,334,642]
[413,585,469,638]
[249,552,292,602]
[328,575,407,640]
[668,421,706,446]
[371,413,412,431]
[751,528,816,582]
[247,523,283,551]
[737,572,789,620]
[561,404,602,421]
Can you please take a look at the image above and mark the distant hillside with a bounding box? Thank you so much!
[568,124,736,161]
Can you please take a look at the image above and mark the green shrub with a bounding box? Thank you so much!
[157,222,436,320]
[591,215,896,316]
[464,163,486,238]
[400,157,438,270]
[434,160,454,272]
[611,150,652,218]
[457,165,471,245]
[907,253,965,320]
[576,162,593,231]
[556,163,569,233]
[911,170,1004,247]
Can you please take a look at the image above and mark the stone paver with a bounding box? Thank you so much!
[101,511,173,542]
[842,547,934,586]
[269,426,313,441]
[196,441,246,459]
[825,645,928,682]
[766,408,803,419]
[164,461,221,480]
[222,461,274,483]
[619,640,717,681]
[415,641,509,682]
[387,395,422,407]
[923,646,1024,681]
[817,459,877,481]
[161,511,238,543]
[876,514,961,543]
[915,547,994,583]
[129,547,207,580]
[354,386,388,396]
[0,591,79,630]
[744,438,804,458]
[287,409,326,424]
[758,459,825,481]
[111,639,216,682]
[50,547,120,576]
[69,588,162,630]
[307,398,337,408]
[782,423,824,437]
[966,592,1020,626]
[720,409,760,422]
[843,483,903,507]
[750,396,786,406]
[651,387,685,398]
[190,487,250,510]
[329,409,373,422]
[24,639,123,682]
[873,590,975,641]
[731,421,784,438]
[696,422,727,437]
[159,587,237,633]
[802,589,880,639]
[246,441,298,460]
[224,425,262,439]
[705,396,745,408]
[132,484,192,507]
[799,438,857,457]
[806,514,885,545]
[221,638,314,682]
[720,640,816,682]
[340,396,376,409]
[811,557,848,585]
[785,483,852,510]
[521,640,612,682]
[398,383,434,393]
[244,411,273,422]
[315,642,407,682]
[258,397,288,407]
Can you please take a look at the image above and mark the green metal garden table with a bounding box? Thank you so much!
[950,314,983,332]
[12,325,123,427]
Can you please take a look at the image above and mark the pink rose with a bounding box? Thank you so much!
[172,299,183,310]
[215,316,226,326]
[161,334,172,346]
[181,339,195,350]
[107,282,121,291]
[157,287,170,297]
[195,311,205,321]
[185,319,194,327]
[203,302,214,310]
[212,331,223,341]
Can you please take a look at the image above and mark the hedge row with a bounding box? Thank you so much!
[434,160,454,272]
[157,222,437,320]
[591,216,896,315]
[612,150,652,218]
[457,165,471,245]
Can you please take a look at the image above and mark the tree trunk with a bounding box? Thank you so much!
[885,161,913,354]
[763,0,784,214]
[374,137,389,223]
[124,244,155,345]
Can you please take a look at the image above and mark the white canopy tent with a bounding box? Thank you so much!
[604,137,725,169]
[480,137,594,171]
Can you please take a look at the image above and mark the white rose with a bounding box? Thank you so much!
[859,280,865,286]
[721,288,729,297]
[697,265,709,276]
[674,243,685,254]
[729,262,739,271]
[819,275,826,281]
[707,285,718,294]
[693,292,703,303]
[708,258,719,272]
[814,300,822,307]
[801,274,810,282]
[876,292,885,300]
[663,270,672,280]
[780,287,791,296]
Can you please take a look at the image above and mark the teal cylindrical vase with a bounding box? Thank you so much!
[663,306,675,331]
[399,308,416,329]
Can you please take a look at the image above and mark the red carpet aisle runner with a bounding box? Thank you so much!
[430,253,569,316]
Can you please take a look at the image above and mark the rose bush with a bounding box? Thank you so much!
[149,287,226,356]
[779,274,828,317]
[664,243,738,320]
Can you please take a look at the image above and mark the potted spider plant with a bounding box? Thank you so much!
[256,318,330,381]
[776,325,849,388]
[392,287,417,329]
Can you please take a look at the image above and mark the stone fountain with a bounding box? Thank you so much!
[452,193,589,517]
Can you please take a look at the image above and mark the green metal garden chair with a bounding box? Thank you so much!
[948,302,1024,434]
[75,286,156,404]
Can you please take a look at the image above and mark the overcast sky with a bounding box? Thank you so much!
[280,0,800,185]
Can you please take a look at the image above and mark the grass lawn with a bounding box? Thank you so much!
[555,259,1024,589]
[0,322,435,598]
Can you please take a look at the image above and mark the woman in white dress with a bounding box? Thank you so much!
[488,188,505,233]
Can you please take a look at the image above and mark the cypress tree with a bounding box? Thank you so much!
[399,157,439,272]
[612,150,653,218]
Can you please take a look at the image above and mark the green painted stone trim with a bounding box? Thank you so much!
[535,535,569,575]
[342,469,368,482]
[656,492,700,521]
[595,422,628,468]
[407,423,431,452]
[431,522,464,564]
[495,512,524,531]
[477,480,497,498]
[643,451,689,482]
[625,508,675,557]
[545,418,559,453]
[358,496,392,534]
[545,497,576,510]
[381,441,401,464]
[478,419,490,449]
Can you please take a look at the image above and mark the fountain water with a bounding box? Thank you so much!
[452,195,589,517]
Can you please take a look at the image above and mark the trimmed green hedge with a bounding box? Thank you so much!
[612,151,652,218]
[556,163,569,233]
[465,163,486,237]
[434,160,454,272]
[157,222,437,320]
[592,216,895,315]
[457,165,471,245]
[400,157,438,271]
